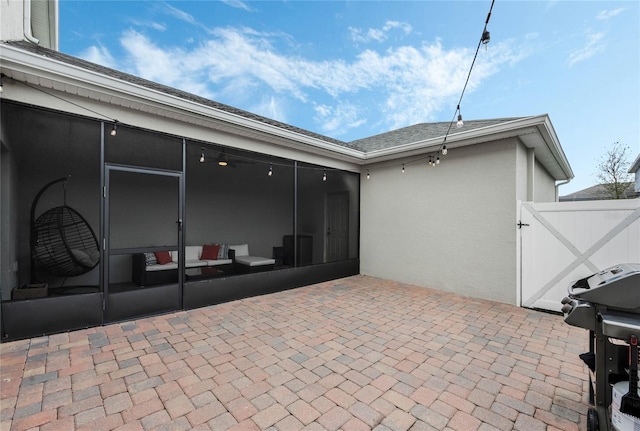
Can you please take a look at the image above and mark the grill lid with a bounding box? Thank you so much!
[568,263,640,311]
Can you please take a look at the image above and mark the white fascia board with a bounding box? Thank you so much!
[362,116,543,161]
[0,44,364,161]
[534,115,574,180]
[361,114,574,180]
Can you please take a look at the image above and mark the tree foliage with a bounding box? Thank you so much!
[595,141,632,199]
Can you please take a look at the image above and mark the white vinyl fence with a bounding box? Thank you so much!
[518,199,640,312]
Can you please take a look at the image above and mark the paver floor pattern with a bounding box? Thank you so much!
[0,275,590,431]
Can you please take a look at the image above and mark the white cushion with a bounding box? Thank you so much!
[185,259,207,268]
[146,262,178,272]
[203,259,232,266]
[230,244,249,257]
[170,246,204,263]
[235,256,276,267]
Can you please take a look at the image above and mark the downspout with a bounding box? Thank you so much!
[555,179,571,202]
[23,0,40,44]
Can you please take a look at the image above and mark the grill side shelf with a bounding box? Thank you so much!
[601,310,640,340]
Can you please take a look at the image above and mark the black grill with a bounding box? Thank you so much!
[562,263,640,431]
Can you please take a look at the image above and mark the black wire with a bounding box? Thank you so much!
[439,0,495,151]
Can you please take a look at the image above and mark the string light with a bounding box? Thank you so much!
[110,121,118,136]
[199,150,205,163]
[438,0,494,156]
[323,170,327,181]
[402,164,405,174]
[366,169,370,180]
[436,155,440,165]
[0,74,3,93]
[268,163,273,176]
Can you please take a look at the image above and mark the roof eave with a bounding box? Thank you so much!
[0,43,364,162]
[361,115,574,180]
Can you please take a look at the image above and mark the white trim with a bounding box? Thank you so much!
[0,43,574,180]
[23,0,39,44]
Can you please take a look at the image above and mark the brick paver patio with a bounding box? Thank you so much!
[0,275,590,430]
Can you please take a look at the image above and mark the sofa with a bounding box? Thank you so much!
[132,244,233,286]
[229,244,276,274]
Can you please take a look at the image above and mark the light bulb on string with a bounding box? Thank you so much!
[402,164,405,174]
[268,163,273,176]
[110,121,118,136]
[323,170,327,181]
[456,113,464,128]
[199,150,205,163]
[436,155,440,165]
[366,169,370,180]
[442,144,448,155]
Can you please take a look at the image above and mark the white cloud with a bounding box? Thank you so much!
[163,3,197,25]
[566,30,605,68]
[349,20,413,44]
[89,23,521,137]
[119,30,214,98]
[596,8,624,21]
[129,19,167,32]
[78,44,117,69]
[314,101,367,135]
[221,0,254,12]
[253,96,287,123]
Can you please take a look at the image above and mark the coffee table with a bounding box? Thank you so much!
[185,267,225,281]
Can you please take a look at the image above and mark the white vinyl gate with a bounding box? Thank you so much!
[519,199,640,312]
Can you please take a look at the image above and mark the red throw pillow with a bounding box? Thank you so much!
[154,251,172,265]
[200,244,220,260]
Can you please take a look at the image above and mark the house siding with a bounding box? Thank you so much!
[534,159,556,202]
[0,1,25,42]
[360,139,519,305]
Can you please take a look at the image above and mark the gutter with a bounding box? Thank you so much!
[23,0,39,44]
[555,178,572,202]
[0,43,364,162]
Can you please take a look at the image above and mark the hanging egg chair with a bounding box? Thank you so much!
[30,176,100,280]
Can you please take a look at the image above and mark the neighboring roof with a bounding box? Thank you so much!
[351,118,524,152]
[560,183,639,201]
[0,39,573,179]
[629,153,640,174]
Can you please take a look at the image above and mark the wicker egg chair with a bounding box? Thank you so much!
[30,177,100,280]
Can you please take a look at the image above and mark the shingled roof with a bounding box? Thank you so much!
[350,117,525,152]
[4,40,357,149]
[1,40,554,160]
[559,183,639,201]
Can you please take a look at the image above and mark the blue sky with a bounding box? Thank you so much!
[59,0,639,194]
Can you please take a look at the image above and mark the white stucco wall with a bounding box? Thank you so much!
[0,0,25,42]
[534,159,557,202]
[360,138,520,305]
